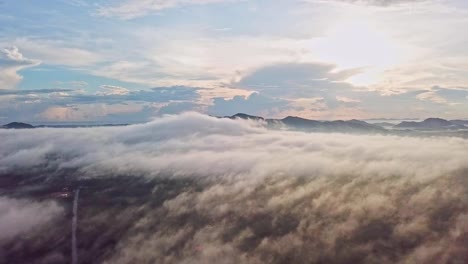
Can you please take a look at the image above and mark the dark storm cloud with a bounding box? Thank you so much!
[0,113,467,263]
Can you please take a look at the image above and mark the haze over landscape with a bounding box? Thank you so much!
[0,0,468,263]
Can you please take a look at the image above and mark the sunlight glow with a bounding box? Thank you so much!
[311,19,404,86]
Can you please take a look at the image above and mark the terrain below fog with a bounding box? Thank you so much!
[0,113,467,264]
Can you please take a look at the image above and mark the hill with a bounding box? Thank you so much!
[228,113,386,133]
[2,122,35,129]
[395,118,466,130]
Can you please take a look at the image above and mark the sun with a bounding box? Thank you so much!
[311,19,404,86]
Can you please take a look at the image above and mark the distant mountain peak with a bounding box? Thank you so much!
[2,122,34,129]
[395,118,466,129]
[423,117,451,124]
[282,116,309,121]
[229,113,264,120]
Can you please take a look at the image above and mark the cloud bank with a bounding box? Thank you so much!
[0,113,467,263]
[0,197,63,241]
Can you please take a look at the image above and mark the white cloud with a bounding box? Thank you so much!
[92,28,319,88]
[98,85,130,95]
[416,91,449,105]
[0,46,40,89]
[310,0,429,7]
[2,0,468,119]
[336,95,361,103]
[91,0,468,96]
[55,81,89,88]
[3,46,28,62]
[10,39,105,67]
[97,0,239,19]
[2,113,467,179]
[0,197,63,241]
[38,103,144,122]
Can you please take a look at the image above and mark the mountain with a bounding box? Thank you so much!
[281,116,321,128]
[395,118,466,130]
[2,122,35,129]
[35,124,128,128]
[280,116,386,133]
[450,119,468,126]
[228,113,265,121]
[372,122,396,128]
[228,113,386,133]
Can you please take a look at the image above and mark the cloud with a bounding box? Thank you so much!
[37,103,152,122]
[0,113,467,262]
[158,101,199,115]
[61,86,201,105]
[9,39,104,67]
[416,91,450,105]
[412,86,468,107]
[61,0,90,7]
[0,86,203,122]
[0,46,40,89]
[90,26,323,88]
[209,92,289,116]
[98,85,130,96]
[0,88,72,95]
[345,0,427,6]
[230,62,468,119]
[230,62,364,116]
[336,95,361,103]
[0,197,63,241]
[237,62,360,99]
[311,0,428,7]
[54,81,88,89]
[2,47,28,62]
[97,0,238,19]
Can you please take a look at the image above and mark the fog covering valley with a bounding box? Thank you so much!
[0,113,467,263]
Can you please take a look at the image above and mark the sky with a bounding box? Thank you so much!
[1,0,468,123]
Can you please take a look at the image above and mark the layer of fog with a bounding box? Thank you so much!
[0,197,63,241]
[0,112,467,263]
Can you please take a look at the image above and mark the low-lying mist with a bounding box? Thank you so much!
[0,113,467,263]
[0,197,62,241]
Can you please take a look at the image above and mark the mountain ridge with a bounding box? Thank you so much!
[394,118,467,130]
[3,115,468,133]
[2,122,35,129]
[227,113,386,133]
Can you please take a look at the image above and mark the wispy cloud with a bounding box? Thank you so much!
[97,0,239,19]
[10,39,105,67]
[0,88,72,95]
[309,0,429,7]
